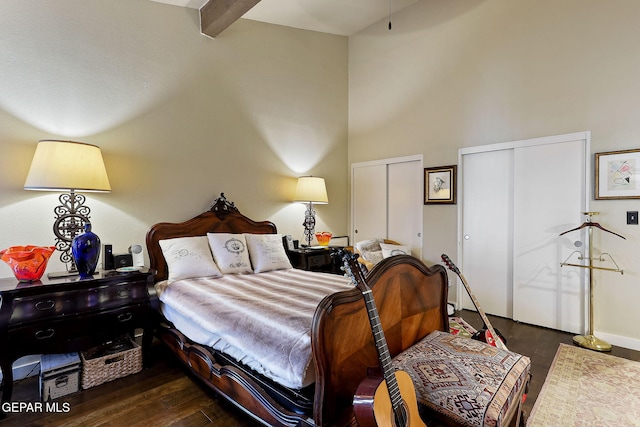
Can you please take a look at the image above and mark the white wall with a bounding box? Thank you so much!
[349,0,640,349]
[0,0,348,276]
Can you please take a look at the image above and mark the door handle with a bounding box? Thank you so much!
[464,235,470,240]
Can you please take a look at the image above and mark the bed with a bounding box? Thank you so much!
[146,194,449,427]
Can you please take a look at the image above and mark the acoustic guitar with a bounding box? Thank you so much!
[339,251,426,427]
[441,254,507,350]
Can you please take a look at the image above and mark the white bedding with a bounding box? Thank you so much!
[155,268,353,389]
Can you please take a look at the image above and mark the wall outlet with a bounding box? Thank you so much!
[627,211,638,225]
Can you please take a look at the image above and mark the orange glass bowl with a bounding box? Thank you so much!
[0,245,56,282]
[315,232,332,246]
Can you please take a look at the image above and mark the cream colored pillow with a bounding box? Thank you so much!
[207,233,253,274]
[159,236,222,282]
[380,243,411,258]
[244,234,292,273]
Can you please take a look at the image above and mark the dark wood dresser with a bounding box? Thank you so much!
[0,269,156,404]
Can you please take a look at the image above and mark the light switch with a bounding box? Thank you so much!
[627,211,638,225]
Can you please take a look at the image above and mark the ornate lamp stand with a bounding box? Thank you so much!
[50,190,91,277]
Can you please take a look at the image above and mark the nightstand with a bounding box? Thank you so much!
[0,269,156,405]
[286,247,344,274]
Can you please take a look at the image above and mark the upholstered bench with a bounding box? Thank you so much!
[393,330,530,427]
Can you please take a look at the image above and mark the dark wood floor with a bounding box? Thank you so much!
[2,310,640,426]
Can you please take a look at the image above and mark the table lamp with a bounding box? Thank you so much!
[24,140,111,274]
[294,176,328,247]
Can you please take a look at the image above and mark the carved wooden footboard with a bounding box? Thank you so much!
[312,255,448,426]
[146,195,449,427]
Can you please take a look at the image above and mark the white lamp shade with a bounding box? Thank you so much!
[24,140,111,192]
[294,176,328,204]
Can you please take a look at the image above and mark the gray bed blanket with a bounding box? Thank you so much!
[156,268,353,389]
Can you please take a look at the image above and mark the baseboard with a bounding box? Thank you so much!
[595,330,640,352]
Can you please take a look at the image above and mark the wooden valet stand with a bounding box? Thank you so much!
[560,212,624,351]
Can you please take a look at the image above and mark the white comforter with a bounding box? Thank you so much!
[155,268,353,389]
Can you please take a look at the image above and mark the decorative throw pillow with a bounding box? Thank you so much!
[244,234,292,273]
[159,236,222,282]
[380,243,411,258]
[207,233,253,274]
[354,238,385,265]
[361,249,384,265]
[354,238,383,254]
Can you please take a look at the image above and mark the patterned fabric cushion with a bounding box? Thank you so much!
[392,330,530,427]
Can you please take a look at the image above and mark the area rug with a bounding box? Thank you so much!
[528,343,640,426]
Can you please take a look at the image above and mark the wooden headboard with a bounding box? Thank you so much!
[146,194,276,282]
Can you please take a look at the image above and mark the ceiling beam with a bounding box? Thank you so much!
[200,0,261,38]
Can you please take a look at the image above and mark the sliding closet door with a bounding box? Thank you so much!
[460,149,513,318]
[352,164,387,242]
[352,156,423,257]
[388,161,422,257]
[459,132,589,333]
[512,139,587,333]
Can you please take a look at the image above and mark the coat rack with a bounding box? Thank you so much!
[560,212,624,352]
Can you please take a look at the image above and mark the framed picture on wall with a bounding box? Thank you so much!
[424,165,457,204]
[595,148,640,199]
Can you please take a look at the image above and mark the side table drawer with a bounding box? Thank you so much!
[307,253,331,267]
[10,290,92,325]
[97,279,149,307]
[9,278,149,325]
[8,304,148,355]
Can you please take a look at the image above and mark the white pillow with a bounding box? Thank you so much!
[159,236,222,282]
[360,249,384,265]
[380,243,411,258]
[207,233,253,274]
[244,234,292,273]
[354,238,383,254]
[354,238,384,265]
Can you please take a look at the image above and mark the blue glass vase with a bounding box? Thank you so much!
[72,223,101,278]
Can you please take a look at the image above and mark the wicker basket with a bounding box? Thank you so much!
[80,336,142,389]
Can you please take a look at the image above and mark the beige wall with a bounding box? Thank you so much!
[349,0,640,349]
[0,0,348,275]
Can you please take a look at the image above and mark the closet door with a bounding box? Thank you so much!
[352,156,423,257]
[352,164,387,242]
[460,149,513,318]
[512,139,587,333]
[459,132,589,333]
[388,161,422,257]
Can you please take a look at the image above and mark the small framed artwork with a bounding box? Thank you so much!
[424,165,457,205]
[595,149,640,200]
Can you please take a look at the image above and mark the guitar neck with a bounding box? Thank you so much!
[339,249,411,422]
[458,273,507,350]
[361,289,404,410]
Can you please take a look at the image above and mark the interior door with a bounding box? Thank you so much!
[352,164,387,242]
[352,156,423,258]
[388,161,422,257]
[459,132,589,333]
[460,149,513,318]
[512,139,587,333]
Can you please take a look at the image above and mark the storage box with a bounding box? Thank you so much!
[40,352,81,401]
[80,336,142,389]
